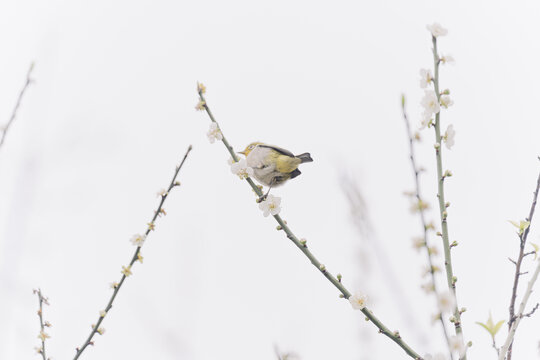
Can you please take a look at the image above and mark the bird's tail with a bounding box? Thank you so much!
[296,153,313,163]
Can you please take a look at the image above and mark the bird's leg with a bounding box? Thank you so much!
[259,179,275,202]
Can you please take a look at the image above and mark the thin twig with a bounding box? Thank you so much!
[197,87,423,360]
[0,62,34,150]
[33,289,50,360]
[520,303,539,318]
[72,145,192,359]
[401,95,453,360]
[506,161,540,360]
[431,35,467,359]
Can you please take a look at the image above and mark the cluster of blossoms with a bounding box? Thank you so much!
[207,123,223,143]
[419,23,456,150]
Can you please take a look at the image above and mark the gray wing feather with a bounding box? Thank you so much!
[258,144,295,157]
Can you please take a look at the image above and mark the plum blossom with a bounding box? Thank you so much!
[258,194,281,217]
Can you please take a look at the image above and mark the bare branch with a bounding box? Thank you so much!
[0,62,35,150]
[506,163,540,360]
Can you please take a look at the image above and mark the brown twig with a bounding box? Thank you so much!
[506,159,540,360]
[33,289,51,360]
[72,145,192,359]
[520,303,539,319]
[0,62,34,150]
[401,95,453,360]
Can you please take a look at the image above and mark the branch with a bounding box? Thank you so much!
[401,95,453,360]
[197,86,423,360]
[520,303,539,319]
[499,258,540,360]
[33,289,51,360]
[431,35,466,359]
[0,62,34,150]
[506,162,540,360]
[72,145,192,359]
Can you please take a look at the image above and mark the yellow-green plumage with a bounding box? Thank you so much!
[273,154,302,173]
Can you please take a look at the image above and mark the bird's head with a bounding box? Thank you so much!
[238,142,263,157]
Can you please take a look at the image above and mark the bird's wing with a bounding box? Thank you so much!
[258,144,295,157]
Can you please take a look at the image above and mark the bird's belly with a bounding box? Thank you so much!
[253,168,285,187]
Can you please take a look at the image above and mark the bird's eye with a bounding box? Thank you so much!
[249,145,255,149]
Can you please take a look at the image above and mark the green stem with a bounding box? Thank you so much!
[198,89,423,360]
[401,96,453,360]
[431,36,466,360]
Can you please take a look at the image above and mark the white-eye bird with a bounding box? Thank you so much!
[238,142,313,196]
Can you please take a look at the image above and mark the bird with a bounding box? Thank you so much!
[238,142,313,198]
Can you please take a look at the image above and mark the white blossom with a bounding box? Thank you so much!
[227,156,236,165]
[437,291,456,314]
[206,122,223,144]
[440,95,454,109]
[258,194,281,217]
[449,334,467,357]
[349,292,368,310]
[419,69,433,89]
[130,234,146,247]
[426,23,448,37]
[443,124,455,150]
[421,90,440,115]
[156,188,167,197]
[230,158,254,179]
[420,111,432,130]
[440,54,455,64]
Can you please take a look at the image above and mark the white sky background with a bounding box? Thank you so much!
[1,0,540,359]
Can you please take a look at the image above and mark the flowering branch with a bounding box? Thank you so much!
[33,289,51,360]
[0,62,34,151]
[426,28,467,359]
[504,161,540,360]
[72,145,192,360]
[197,85,423,360]
[401,95,453,360]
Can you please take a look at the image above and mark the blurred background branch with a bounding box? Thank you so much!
[0,62,34,151]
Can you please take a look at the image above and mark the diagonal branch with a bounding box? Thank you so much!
[197,86,423,360]
[0,62,35,150]
[505,159,540,360]
[499,257,540,360]
[72,145,192,360]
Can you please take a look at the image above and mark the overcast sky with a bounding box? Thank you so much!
[1,1,540,359]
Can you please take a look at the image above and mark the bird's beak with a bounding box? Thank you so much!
[237,151,246,155]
